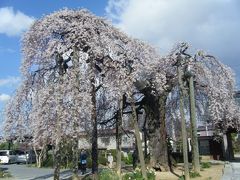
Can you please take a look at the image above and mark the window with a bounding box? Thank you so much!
[0,151,7,156]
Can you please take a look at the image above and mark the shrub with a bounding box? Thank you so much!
[178,176,185,180]
[86,156,92,169]
[122,153,133,165]
[123,167,156,180]
[178,171,201,179]
[0,169,12,178]
[42,154,54,167]
[190,171,201,178]
[201,162,211,169]
[98,155,108,166]
[99,169,119,180]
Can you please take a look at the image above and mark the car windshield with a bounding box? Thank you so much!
[0,151,7,156]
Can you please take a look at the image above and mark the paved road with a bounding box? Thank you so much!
[221,162,240,180]
[0,164,81,180]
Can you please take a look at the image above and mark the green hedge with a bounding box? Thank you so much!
[99,169,119,180]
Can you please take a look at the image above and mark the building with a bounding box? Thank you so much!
[78,129,135,151]
[197,125,223,160]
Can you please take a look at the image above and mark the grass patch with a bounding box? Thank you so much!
[190,171,201,178]
[98,169,119,180]
[201,162,211,169]
[178,171,201,180]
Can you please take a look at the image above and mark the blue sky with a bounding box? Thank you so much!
[0,0,240,123]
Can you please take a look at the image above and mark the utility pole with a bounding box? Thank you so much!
[187,68,200,173]
[177,55,190,180]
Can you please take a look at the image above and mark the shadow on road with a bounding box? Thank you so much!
[30,170,72,180]
[0,167,8,171]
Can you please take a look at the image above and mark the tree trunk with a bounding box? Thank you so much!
[147,93,169,171]
[72,138,79,179]
[131,98,147,179]
[158,94,170,171]
[54,53,64,180]
[34,146,45,168]
[189,76,200,173]
[91,72,98,178]
[223,132,234,160]
[72,48,80,179]
[144,129,148,159]
[54,139,61,180]
[116,97,123,176]
[227,132,234,160]
[178,66,190,180]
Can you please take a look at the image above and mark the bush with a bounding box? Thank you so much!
[201,162,211,169]
[178,176,185,180]
[99,169,119,180]
[98,155,108,166]
[42,154,54,167]
[178,171,201,179]
[123,168,156,180]
[86,156,92,169]
[0,142,9,150]
[190,171,201,178]
[0,169,12,178]
[122,153,133,165]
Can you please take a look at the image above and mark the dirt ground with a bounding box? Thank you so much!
[155,164,224,180]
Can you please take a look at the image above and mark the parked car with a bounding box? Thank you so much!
[0,150,17,164]
[16,150,36,164]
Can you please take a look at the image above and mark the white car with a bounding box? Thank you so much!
[16,150,36,164]
[0,150,17,164]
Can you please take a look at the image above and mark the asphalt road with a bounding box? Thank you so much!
[0,164,73,180]
[221,154,240,180]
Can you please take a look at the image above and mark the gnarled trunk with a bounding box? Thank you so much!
[146,93,169,171]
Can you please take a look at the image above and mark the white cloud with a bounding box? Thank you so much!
[0,94,10,102]
[0,7,35,36]
[0,46,15,53]
[106,0,240,53]
[105,0,240,84]
[0,76,21,87]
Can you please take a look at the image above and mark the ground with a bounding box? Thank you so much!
[0,164,74,180]
[156,163,224,180]
[1,160,240,180]
[220,154,240,180]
